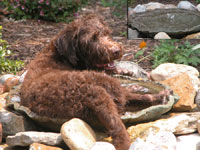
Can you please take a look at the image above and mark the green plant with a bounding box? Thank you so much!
[1,0,88,22]
[196,0,200,3]
[151,40,200,68]
[101,0,126,18]
[0,26,24,74]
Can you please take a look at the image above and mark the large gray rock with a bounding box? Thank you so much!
[0,109,37,138]
[128,8,200,38]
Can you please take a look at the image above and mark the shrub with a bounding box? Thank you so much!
[0,26,24,74]
[1,0,88,22]
[151,40,200,68]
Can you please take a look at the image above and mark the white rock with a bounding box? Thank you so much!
[176,133,200,150]
[91,142,116,150]
[61,118,96,150]
[133,4,146,13]
[154,32,171,39]
[129,129,176,150]
[197,4,200,11]
[6,131,62,147]
[151,63,200,91]
[144,2,165,10]
[164,4,177,9]
[0,74,15,84]
[177,1,197,11]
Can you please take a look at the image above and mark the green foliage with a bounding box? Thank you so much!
[0,26,24,74]
[196,0,200,3]
[1,0,88,22]
[100,0,126,17]
[134,49,145,59]
[151,40,200,68]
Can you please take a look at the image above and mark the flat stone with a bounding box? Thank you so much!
[127,112,200,137]
[128,8,200,38]
[6,131,63,147]
[61,118,96,150]
[29,143,64,150]
[161,73,196,111]
[184,32,200,39]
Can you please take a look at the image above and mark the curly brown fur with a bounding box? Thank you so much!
[20,13,168,150]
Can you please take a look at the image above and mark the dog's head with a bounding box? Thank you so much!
[54,13,123,70]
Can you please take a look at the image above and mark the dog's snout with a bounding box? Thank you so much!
[112,47,122,58]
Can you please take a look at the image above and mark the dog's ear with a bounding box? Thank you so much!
[55,33,78,66]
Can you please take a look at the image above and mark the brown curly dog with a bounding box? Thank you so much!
[20,14,168,150]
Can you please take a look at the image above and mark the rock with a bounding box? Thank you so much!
[0,74,15,84]
[0,84,4,95]
[164,4,176,9]
[128,9,200,38]
[127,112,200,137]
[0,109,37,138]
[132,5,146,13]
[6,131,63,147]
[61,118,96,150]
[3,76,19,92]
[162,73,196,111]
[0,123,2,144]
[197,120,200,134]
[91,142,116,150]
[184,32,200,39]
[30,143,64,150]
[128,28,139,39]
[115,61,149,79]
[176,133,200,150]
[195,90,200,109]
[154,32,171,39]
[0,93,8,109]
[151,63,200,91]
[129,128,176,150]
[197,4,200,11]
[143,2,165,10]
[177,1,197,11]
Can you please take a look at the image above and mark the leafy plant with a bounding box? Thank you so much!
[151,40,200,68]
[101,0,126,18]
[196,0,200,3]
[0,26,24,74]
[1,0,88,22]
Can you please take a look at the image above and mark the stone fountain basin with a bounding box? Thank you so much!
[128,8,200,38]
[6,75,178,131]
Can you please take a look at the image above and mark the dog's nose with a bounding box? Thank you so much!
[113,48,122,58]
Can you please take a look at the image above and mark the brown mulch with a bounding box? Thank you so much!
[0,0,200,74]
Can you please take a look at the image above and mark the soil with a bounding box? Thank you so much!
[0,0,200,74]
